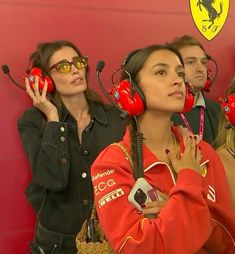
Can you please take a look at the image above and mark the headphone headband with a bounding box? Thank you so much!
[122,49,140,67]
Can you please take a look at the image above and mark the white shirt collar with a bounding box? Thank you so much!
[194,92,206,108]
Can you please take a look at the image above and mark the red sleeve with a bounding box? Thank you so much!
[91,145,212,254]
[199,141,235,250]
[201,141,234,212]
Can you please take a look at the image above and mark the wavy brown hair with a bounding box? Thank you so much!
[170,34,206,54]
[28,40,103,106]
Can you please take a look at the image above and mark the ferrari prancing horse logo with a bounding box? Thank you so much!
[190,0,230,40]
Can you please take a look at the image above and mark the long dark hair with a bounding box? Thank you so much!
[121,44,184,84]
[29,40,103,105]
[121,44,184,178]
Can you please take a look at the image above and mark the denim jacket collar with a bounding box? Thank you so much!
[58,101,108,125]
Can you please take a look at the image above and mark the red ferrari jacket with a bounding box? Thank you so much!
[91,127,235,254]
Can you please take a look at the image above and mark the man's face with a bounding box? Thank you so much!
[179,45,208,92]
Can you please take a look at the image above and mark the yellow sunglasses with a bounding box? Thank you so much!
[49,56,88,73]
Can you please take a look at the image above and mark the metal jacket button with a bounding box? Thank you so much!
[83,150,89,156]
[82,172,87,178]
[61,158,67,164]
[83,199,89,205]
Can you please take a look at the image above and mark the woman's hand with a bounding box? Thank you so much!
[166,132,202,175]
[142,193,168,216]
[25,76,59,122]
[176,125,200,146]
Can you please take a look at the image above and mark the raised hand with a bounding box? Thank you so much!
[25,76,59,122]
[166,133,202,175]
[142,193,169,216]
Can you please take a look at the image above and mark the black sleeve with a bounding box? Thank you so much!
[18,108,70,191]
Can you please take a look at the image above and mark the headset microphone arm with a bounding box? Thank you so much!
[2,65,25,91]
[96,61,128,119]
[96,69,115,106]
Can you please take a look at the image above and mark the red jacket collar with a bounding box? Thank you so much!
[122,125,185,170]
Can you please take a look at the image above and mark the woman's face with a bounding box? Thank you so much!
[49,46,87,97]
[138,49,186,113]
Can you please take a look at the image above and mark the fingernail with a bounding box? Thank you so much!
[165,149,170,154]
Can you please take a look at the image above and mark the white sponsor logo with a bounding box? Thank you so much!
[207,185,216,202]
[92,169,115,182]
[98,188,124,208]
[94,179,116,196]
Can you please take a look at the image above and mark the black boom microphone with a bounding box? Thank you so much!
[96,60,105,73]
[96,60,128,119]
[2,64,25,90]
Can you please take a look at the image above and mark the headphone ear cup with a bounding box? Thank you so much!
[204,70,211,92]
[221,94,235,125]
[27,68,54,93]
[182,81,194,113]
[43,74,54,93]
[110,80,145,116]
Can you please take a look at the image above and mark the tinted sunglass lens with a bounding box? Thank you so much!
[57,63,71,73]
[74,58,87,69]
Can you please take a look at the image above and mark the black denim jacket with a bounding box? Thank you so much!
[18,101,125,234]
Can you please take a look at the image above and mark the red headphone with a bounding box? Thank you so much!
[183,81,194,112]
[204,69,212,92]
[220,91,235,126]
[26,67,55,93]
[109,50,194,117]
[203,55,218,92]
[109,79,145,116]
[109,79,194,117]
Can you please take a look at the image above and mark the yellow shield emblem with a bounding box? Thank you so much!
[190,0,230,40]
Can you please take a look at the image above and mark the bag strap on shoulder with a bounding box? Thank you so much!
[112,142,133,169]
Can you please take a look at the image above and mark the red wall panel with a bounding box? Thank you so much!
[0,1,234,253]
